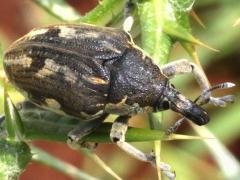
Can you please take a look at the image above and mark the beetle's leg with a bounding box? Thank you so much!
[162,59,235,106]
[110,116,155,163]
[166,118,185,135]
[67,114,108,150]
[123,0,134,32]
[194,82,235,106]
[110,115,175,179]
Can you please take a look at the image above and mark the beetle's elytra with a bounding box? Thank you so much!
[3,23,209,125]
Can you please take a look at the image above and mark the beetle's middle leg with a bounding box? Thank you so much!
[67,114,108,150]
[110,115,175,179]
[162,59,234,106]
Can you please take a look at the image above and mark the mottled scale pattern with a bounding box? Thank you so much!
[4,24,130,119]
[9,24,131,60]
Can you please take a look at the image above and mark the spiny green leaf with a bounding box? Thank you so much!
[80,0,125,25]
[163,20,218,51]
[4,89,16,140]
[16,104,206,143]
[4,88,25,141]
[170,0,195,12]
[0,140,31,180]
[191,10,206,28]
[138,0,173,65]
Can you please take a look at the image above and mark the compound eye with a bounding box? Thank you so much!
[162,100,170,110]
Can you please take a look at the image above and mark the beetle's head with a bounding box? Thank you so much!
[157,83,209,125]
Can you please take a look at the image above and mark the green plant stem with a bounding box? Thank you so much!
[18,106,204,143]
[23,120,166,143]
[138,0,173,131]
[138,1,174,179]
[138,0,172,65]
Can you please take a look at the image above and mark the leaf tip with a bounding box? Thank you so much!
[195,39,219,52]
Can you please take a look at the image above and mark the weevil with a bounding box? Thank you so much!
[3,23,234,173]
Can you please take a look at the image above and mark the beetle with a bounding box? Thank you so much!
[3,23,234,171]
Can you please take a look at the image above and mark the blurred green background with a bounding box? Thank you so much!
[0,0,239,180]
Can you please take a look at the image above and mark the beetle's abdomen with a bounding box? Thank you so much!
[4,27,113,120]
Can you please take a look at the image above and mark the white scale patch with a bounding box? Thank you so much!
[36,59,55,78]
[27,28,48,39]
[36,58,78,83]
[82,31,100,38]
[101,40,122,54]
[58,25,121,55]
[176,94,192,109]
[58,25,101,39]
[45,98,61,110]
[4,55,33,68]
[178,94,190,103]
[58,26,77,39]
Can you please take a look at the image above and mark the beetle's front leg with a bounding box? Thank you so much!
[110,115,175,179]
[110,116,154,163]
[162,59,235,106]
[67,114,108,150]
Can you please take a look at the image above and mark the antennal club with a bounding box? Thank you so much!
[194,82,235,106]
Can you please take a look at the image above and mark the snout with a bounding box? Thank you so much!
[170,97,210,126]
[163,85,210,125]
[183,105,209,125]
